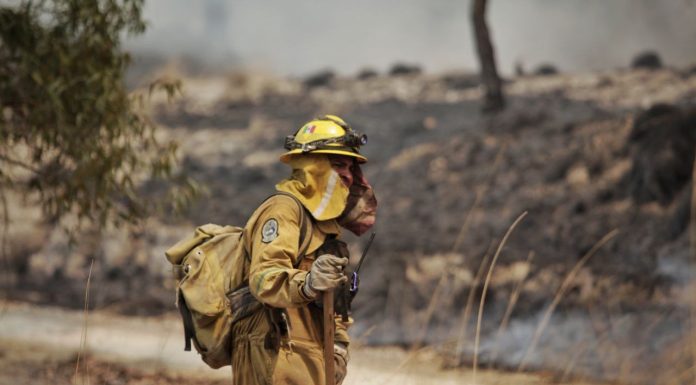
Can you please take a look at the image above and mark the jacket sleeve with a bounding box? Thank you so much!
[247,198,313,308]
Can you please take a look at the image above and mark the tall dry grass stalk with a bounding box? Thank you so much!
[74,258,95,385]
[517,229,619,371]
[454,244,493,365]
[489,250,535,364]
[473,211,528,381]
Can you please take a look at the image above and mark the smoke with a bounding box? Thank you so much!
[125,0,696,76]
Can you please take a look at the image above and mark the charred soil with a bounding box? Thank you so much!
[3,67,696,384]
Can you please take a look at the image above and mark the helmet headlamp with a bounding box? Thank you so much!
[342,131,368,147]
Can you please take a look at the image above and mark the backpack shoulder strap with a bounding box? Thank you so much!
[260,192,313,268]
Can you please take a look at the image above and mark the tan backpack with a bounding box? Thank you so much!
[164,193,311,369]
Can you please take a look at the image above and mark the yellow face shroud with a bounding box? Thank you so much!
[275,154,349,221]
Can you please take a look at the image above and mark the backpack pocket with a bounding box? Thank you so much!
[167,224,243,368]
[179,247,227,320]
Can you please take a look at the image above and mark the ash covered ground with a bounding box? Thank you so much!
[3,63,696,384]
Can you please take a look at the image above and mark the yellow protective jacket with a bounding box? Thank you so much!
[231,193,351,385]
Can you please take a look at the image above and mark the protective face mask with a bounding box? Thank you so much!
[338,164,377,236]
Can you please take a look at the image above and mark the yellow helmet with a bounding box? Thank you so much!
[280,115,368,163]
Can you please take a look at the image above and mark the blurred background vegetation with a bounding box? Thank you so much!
[0,0,197,234]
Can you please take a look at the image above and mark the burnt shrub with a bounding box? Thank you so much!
[625,103,696,204]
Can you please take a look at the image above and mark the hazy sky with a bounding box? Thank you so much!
[125,0,696,76]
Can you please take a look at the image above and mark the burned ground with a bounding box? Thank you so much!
[3,67,696,384]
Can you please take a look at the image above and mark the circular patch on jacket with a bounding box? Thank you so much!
[261,219,279,243]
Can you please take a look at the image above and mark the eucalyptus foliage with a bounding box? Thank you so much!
[0,0,197,229]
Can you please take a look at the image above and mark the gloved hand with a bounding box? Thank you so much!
[302,254,348,300]
[334,343,349,385]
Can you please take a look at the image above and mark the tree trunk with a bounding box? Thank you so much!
[471,0,505,113]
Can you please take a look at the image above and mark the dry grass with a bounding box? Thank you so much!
[517,229,619,371]
[489,250,535,364]
[473,211,528,380]
[454,243,493,365]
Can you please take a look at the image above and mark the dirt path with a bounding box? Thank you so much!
[0,301,603,385]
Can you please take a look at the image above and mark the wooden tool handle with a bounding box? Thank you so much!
[323,289,335,385]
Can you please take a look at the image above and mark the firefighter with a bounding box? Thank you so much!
[231,115,376,385]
